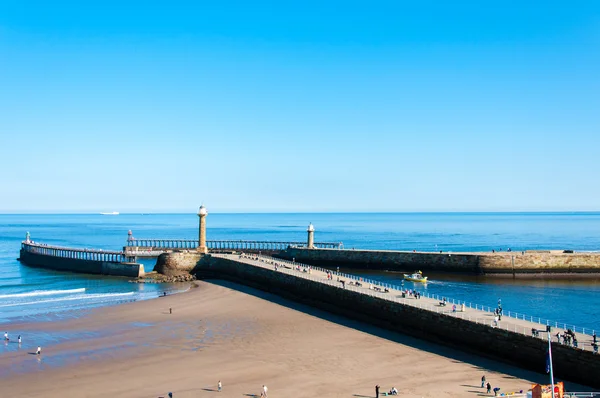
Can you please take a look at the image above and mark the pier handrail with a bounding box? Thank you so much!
[125,238,343,250]
[21,241,136,263]
[216,253,598,353]
[23,241,125,255]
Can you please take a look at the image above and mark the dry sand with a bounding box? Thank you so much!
[0,280,580,397]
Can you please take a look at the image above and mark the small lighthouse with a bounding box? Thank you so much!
[197,205,208,254]
[307,223,315,249]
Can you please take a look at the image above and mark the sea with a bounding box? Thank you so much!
[1,212,600,332]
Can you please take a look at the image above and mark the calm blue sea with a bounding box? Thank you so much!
[1,213,599,331]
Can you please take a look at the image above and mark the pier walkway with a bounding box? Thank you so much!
[21,241,136,263]
[212,253,599,354]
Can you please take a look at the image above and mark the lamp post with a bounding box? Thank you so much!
[547,325,556,397]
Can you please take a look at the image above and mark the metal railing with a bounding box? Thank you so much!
[126,238,343,251]
[213,253,599,353]
[21,241,136,263]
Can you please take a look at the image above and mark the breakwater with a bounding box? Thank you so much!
[19,242,144,278]
[280,247,600,276]
[153,251,600,388]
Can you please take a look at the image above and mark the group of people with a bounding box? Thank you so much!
[4,331,42,355]
[241,253,315,274]
[4,331,22,344]
[406,289,421,299]
[375,384,398,397]
[481,375,502,396]
[556,329,578,347]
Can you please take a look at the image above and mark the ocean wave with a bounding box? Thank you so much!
[0,288,86,299]
[0,292,135,307]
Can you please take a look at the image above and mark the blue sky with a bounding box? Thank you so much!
[1,1,599,212]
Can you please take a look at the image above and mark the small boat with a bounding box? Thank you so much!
[100,212,119,215]
[404,271,428,283]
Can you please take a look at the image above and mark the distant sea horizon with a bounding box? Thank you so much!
[3,211,600,215]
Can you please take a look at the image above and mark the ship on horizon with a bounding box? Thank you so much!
[100,211,119,215]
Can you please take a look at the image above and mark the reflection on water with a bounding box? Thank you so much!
[0,318,257,378]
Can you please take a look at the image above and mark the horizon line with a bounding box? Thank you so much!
[2,210,600,215]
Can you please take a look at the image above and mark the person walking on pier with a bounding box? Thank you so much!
[481,375,486,388]
[218,380,222,392]
[593,331,597,343]
[486,382,492,394]
[375,384,380,398]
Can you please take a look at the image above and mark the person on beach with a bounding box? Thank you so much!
[486,382,492,394]
[481,375,486,388]
[4,332,8,341]
[218,380,222,392]
[36,346,41,355]
[593,332,597,343]
[18,335,21,344]
[262,384,268,397]
[169,308,172,314]
[375,384,380,398]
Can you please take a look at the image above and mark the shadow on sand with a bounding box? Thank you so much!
[204,279,592,391]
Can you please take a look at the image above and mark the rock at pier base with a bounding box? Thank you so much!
[129,271,196,284]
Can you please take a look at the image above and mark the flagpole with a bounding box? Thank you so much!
[547,328,556,397]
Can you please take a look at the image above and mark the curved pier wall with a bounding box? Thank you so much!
[192,254,600,388]
[19,250,144,278]
[279,248,600,275]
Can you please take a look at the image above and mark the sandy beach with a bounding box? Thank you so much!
[0,280,586,397]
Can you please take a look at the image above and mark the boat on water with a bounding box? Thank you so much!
[100,212,119,215]
[404,271,428,283]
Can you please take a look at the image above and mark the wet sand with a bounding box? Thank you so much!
[0,280,587,397]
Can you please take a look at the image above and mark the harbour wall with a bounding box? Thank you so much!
[19,250,144,278]
[157,252,600,388]
[279,248,600,275]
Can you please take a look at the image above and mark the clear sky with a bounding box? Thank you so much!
[1,1,599,213]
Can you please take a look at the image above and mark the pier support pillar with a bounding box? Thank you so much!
[197,205,208,254]
[307,223,315,249]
